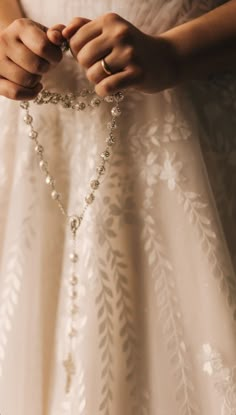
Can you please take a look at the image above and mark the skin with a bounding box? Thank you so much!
[48,15,179,97]
[0,1,63,100]
[1,0,236,99]
[47,0,236,97]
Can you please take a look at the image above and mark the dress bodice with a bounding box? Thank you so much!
[20,0,227,34]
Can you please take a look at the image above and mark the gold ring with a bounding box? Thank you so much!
[101,58,113,76]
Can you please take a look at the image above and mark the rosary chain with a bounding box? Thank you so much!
[20,87,124,395]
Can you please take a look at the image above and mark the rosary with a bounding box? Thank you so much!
[20,86,124,394]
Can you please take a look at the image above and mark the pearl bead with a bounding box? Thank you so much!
[69,216,81,232]
[106,136,116,146]
[114,92,124,102]
[24,114,33,125]
[69,328,78,338]
[69,253,79,263]
[107,121,117,130]
[85,193,95,204]
[111,106,121,117]
[70,275,78,286]
[45,175,54,185]
[79,102,86,110]
[90,179,100,190]
[20,101,29,110]
[97,165,106,175]
[39,160,48,172]
[71,304,79,315]
[101,150,110,160]
[51,95,60,104]
[69,289,78,299]
[51,190,60,200]
[80,88,89,97]
[62,101,71,108]
[104,96,114,103]
[28,130,38,139]
[35,144,44,154]
[91,97,101,108]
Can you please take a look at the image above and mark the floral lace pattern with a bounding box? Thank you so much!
[201,344,236,415]
[0,1,235,415]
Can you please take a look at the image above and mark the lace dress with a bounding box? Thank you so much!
[0,1,236,414]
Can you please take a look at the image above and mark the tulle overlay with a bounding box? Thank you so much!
[0,1,235,414]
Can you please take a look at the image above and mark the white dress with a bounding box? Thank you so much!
[0,1,236,414]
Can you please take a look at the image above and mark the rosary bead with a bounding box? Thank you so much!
[107,121,117,130]
[69,289,78,299]
[69,328,78,338]
[114,92,124,102]
[90,179,100,190]
[111,106,121,117]
[101,150,110,160]
[45,175,54,185]
[39,160,48,172]
[106,136,116,146]
[62,101,71,109]
[74,102,86,111]
[97,165,106,175]
[70,275,78,286]
[51,94,60,104]
[104,95,114,103]
[24,114,33,125]
[69,253,79,263]
[35,144,44,154]
[91,97,101,108]
[51,190,60,200]
[60,40,70,52]
[79,102,86,111]
[85,193,95,204]
[69,216,81,232]
[71,304,79,315]
[28,130,38,139]
[20,101,29,110]
[80,88,89,97]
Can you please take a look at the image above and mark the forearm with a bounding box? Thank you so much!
[160,0,236,82]
[0,0,25,30]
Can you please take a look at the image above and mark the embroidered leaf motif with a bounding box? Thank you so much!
[96,260,114,414]
[177,187,236,317]
[142,201,200,415]
[201,344,236,415]
[0,202,36,378]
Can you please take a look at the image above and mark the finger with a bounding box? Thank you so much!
[95,65,141,97]
[68,20,102,57]
[77,34,111,68]
[0,56,42,88]
[20,24,63,64]
[0,77,42,100]
[47,24,66,46]
[62,17,91,39]
[7,41,50,75]
[86,47,131,84]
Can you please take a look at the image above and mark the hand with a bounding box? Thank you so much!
[58,13,179,96]
[0,18,63,100]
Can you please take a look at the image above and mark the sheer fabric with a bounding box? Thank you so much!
[0,1,235,414]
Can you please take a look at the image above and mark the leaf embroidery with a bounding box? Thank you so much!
[142,202,200,415]
[201,344,236,415]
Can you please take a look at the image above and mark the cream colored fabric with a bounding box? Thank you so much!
[0,1,236,414]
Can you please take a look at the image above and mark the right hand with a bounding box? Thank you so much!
[0,18,63,100]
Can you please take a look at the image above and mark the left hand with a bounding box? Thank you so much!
[48,13,179,97]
